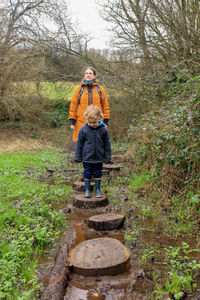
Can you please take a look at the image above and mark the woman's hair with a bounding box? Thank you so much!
[84,105,104,120]
[84,66,97,76]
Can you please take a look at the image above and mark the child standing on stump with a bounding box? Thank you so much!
[75,105,111,198]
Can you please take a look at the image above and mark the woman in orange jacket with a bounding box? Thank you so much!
[69,67,110,142]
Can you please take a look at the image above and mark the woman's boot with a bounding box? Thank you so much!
[95,179,102,198]
[84,179,91,198]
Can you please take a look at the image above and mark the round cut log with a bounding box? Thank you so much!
[111,154,124,162]
[69,237,130,276]
[73,181,95,192]
[85,227,124,240]
[86,213,125,231]
[73,194,108,209]
[103,164,121,171]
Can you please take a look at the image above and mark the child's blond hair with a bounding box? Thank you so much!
[84,105,104,120]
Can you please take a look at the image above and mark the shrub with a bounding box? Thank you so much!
[128,71,200,198]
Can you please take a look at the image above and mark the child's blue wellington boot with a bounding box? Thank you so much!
[84,179,91,198]
[95,179,102,198]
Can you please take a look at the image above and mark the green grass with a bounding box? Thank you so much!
[153,243,200,299]
[39,81,76,101]
[0,150,72,299]
[12,81,76,102]
[129,171,152,191]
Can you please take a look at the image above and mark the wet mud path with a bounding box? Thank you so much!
[38,159,200,300]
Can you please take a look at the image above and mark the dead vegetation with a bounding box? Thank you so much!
[0,129,56,153]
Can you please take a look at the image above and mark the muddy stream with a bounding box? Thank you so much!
[37,161,200,300]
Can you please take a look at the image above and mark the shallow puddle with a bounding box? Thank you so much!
[65,266,153,300]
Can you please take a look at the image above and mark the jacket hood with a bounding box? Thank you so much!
[81,80,98,86]
[86,120,105,128]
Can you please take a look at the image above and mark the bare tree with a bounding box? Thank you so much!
[0,0,89,120]
[99,0,200,66]
[100,0,151,65]
[147,0,200,63]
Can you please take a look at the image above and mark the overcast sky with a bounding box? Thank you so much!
[68,0,111,49]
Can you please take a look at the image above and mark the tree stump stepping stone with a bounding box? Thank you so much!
[86,213,125,231]
[73,181,95,192]
[111,154,124,162]
[85,227,124,240]
[69,237,130,276]
[73,194,108,209]
[103,163,121,171]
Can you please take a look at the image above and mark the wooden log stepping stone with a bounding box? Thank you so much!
[85,227,124,240]
[73,194,108,209]
[111,154,124,162]
[103,163,121,171]
[72,181,95,192]
[86,213,125,231]
[102,168,110,175]
[69,237,130,276]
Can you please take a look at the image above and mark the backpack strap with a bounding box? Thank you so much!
[97,84,102,106]
[78,85,84,106]
[78,84,102,107]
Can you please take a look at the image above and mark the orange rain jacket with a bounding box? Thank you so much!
[69,81,110,142]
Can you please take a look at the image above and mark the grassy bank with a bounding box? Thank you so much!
[12,81,76,102]
[127,72,200,231]
[0,149,74,299]
[0,81,76,128]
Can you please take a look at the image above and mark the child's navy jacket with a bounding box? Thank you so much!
[75,123,111,164]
